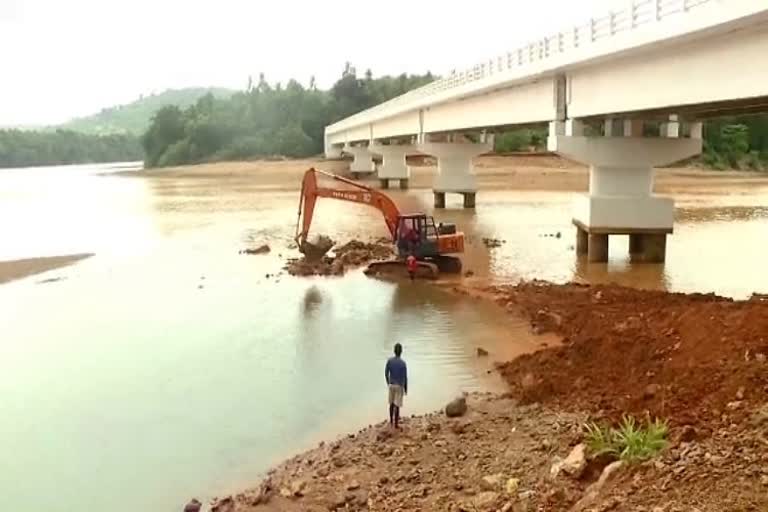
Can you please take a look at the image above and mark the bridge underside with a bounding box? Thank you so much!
[323,3,768,258]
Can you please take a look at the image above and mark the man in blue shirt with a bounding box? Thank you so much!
[385,343,408,429]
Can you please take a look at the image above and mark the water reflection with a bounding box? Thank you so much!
[573,254,669,291]
[302,285,324,314]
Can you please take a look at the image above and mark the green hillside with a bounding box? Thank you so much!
[58,87,234,135]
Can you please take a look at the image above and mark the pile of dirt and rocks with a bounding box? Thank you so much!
[494,281,768,431]
[203,395,592,512]
[482,237,506,249]
[285,238,395,276]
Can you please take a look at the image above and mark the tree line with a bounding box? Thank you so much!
[142,65,435,167]
[143,61,768,170]
[0,129,142,169]
[495,117,768,171]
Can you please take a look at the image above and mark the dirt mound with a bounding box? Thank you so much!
[334,240,394,265]
[286,239,395,276]
[494,281,768,430]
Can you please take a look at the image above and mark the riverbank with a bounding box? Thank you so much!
[0,253,93,284]
[122,155,768,195]
[205,281,768,512]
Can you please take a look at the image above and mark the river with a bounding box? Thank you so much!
[1,162,767,511]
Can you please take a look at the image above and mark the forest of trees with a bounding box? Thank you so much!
[60,87,234,135]
[142,65,435,167]
[0,129,142,169]
[142,64,768,170]
[702,116,768,170]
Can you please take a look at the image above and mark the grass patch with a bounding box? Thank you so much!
[584,415,669,463]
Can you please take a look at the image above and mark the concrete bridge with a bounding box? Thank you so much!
[324,0,768,262]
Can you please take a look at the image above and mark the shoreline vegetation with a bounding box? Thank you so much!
[200,281,768,512]
[0,129,142,169]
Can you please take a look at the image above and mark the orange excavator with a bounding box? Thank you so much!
[295,168,465,278]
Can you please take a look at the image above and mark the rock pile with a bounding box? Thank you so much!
[240,244,271,255]
[482,237,505,248]
[285,238,395,276]
[196,395,592,512]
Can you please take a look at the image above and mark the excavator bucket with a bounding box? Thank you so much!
[298,235,334,261]
[364,259,439,280]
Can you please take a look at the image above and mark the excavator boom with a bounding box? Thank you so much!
[295,168,401,248]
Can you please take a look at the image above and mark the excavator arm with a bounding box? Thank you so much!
[295,168,402,249]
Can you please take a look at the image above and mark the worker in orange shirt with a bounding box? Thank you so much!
[406,254,418,281]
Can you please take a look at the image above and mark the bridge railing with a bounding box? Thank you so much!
[328,0,714,135]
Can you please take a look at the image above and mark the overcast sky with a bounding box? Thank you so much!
[1,0,618,126]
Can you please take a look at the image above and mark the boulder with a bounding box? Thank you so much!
[571,460,624,511]
[241,244,271,255]
[505,477,520,495]
[290,479,306,497]
[550,444,587,478]
[750,404,768,427]
[472,491,501,510]
[210,496,234,512]
[480,473,504,491]
[445,396,468,417]
[677,425,697,443]
[521,373,536,390]
[643,383,660,400]
[477,347,489,357]
[183,499,202,512]
[330,494,348,510]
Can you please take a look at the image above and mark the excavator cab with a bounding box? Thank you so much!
[395,214,464,273]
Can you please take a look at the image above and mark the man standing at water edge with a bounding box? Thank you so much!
[385,343,408,429]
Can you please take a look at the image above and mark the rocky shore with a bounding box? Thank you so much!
[192,282,768,512]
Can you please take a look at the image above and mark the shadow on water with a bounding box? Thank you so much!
[301,285,324,315]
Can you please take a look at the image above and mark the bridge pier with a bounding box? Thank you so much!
[344,145,376,179]
[324,137,343,159]
[370,144,412,189]
[549,119,702,263]
[419,141,490,209]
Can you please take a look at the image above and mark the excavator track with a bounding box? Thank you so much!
[433,255,462,274]
[365,259,439,280]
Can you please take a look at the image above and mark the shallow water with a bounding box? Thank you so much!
[1,163,767,511]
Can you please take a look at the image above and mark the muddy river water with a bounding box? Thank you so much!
[1,163,767,511]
